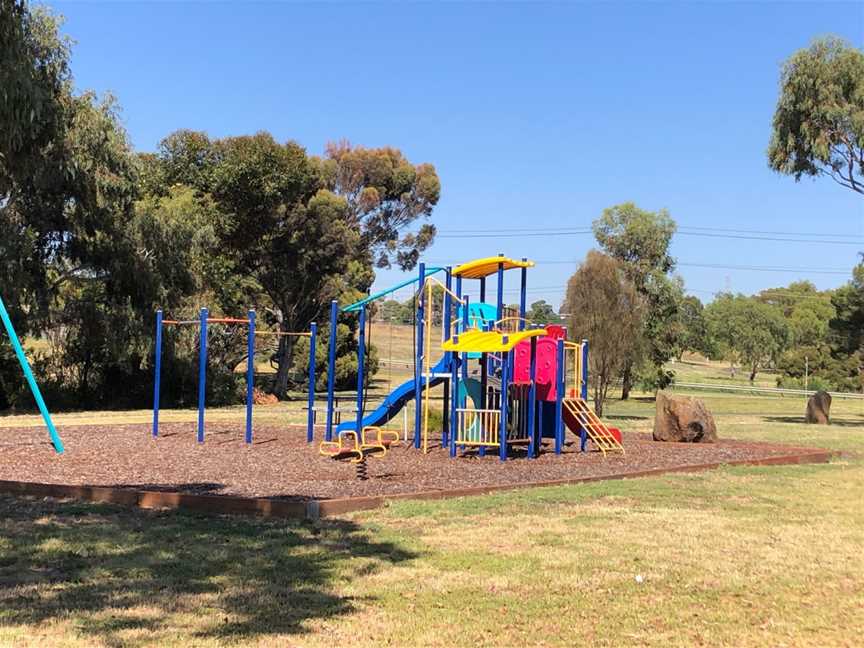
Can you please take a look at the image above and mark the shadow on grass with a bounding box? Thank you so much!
[762,415,864,428]
[0,495,416,645]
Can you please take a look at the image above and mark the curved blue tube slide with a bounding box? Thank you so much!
[336,355,451,434]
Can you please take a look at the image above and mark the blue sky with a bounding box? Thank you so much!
[56,1,863,308]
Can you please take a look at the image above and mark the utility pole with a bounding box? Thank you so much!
[804,355,809,400]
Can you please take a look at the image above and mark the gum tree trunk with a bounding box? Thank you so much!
[273,325,298,398]
[620,364,633,400]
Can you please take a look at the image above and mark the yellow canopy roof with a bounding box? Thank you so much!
[452,256,535,279]
[441,328,546,353]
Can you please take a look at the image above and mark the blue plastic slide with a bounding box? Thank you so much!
[336,355,452,434]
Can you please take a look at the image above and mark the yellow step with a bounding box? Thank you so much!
[563,398,625,455]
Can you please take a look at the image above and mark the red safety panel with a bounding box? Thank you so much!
[545,325,566,340]
[513,337,559,401]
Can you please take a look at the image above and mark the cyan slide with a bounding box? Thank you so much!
[456,376,483,441]
[458,376,482,409]
[336,355,452,434]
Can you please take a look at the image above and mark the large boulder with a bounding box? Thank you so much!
[805,391,831,424]
[653,392,718,443]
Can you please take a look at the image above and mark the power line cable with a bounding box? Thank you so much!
[676,224,863,238]
[678,262,850,275]
[438,223,863,239]
[423,258,855,275]
[435,230,863,244]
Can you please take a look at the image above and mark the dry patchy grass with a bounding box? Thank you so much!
[0,393,861,646]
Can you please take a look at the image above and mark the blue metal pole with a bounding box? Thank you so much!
[519,260,528,331]
[554,338,564,454]
[538,401,545,440]
[197,307,208,444]
[307,322,317,442]
[496,256,504,323]
[495,257,505,460]
[581,339,589,400]
[527,335,537,458]
[442,268,452,446]
[245,309,256,444]
[451,273,462,459]
[499,347,509,462]
[414,262,426,449]
[581,338,589,452]
[325,300,338,442]
[0,295,64,453]
[460,295,470,455]
[355,306,366,433]
[479,273,487,414]
[152,309,163,438]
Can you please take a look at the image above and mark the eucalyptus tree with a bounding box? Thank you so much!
[564,251,643,416]
[146,131,441,395]
[592,202,682,396]
[768,37,864,195]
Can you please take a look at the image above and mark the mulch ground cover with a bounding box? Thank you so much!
[0,422,831,502]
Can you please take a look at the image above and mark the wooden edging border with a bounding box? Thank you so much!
[0,448,838,521]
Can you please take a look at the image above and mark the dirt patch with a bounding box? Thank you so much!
[0,423,833,503]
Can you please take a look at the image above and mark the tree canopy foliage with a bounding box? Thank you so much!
[564,251,643,415]
[0,2,69,191]
[675,295,715,359]
[320,142,439,270]
[141,130,439,395]
[756,281,834,347]
[2,3,862,412]
[768,36,864,195]
[0,3,439,408]
[0,3,151,407]
[670,273,863,392]
[526,300,563,325]
[592,202,682,394]
[705,294,790,382]
[830,259,864,355]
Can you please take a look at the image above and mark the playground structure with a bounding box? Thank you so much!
[149,254,625,463]
[319,254,625,461]
[151,308,317,444]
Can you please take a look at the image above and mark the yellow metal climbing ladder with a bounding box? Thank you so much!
[562,397,625,456]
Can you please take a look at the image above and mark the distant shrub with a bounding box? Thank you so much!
[776,374,831,393]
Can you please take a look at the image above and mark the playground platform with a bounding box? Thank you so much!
[0,422,837,519]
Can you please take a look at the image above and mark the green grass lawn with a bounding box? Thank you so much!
[0,396,862,646]
[668,354,782,388]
